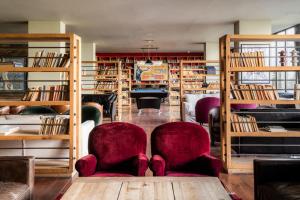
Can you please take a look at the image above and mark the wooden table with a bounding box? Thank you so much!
[62,177,231,200]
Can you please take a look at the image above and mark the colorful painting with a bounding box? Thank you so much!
[134,61,168,81]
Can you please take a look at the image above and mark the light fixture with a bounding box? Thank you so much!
[141,40,158,65]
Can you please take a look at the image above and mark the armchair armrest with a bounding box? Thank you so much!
[75,154,97,177]
[0,156,35,198]
[132,153,149,176]
[190,154,222,177]
[150,155,166,176]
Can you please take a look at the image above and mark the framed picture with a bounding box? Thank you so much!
[240,44,271,84]
[134,61,168,81]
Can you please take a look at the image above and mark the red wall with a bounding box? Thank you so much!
[96,52,204,58]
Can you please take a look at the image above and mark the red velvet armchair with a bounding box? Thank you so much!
[75,122,148,177]
[150,122,222,177]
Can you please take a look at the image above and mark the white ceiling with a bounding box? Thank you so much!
[0,0,300,52]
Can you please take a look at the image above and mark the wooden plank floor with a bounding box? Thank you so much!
[33,104,254,200]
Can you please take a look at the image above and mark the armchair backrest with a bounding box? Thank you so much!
[88,122,146,170]
[151,122,210,170]
[195,97,220,123]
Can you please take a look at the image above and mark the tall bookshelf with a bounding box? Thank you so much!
[180,60,220,98]
[0,33,81,176]
[220,34,300,173]
[121,68,132,106]
[81,61,122,120]
[169,64,181,106]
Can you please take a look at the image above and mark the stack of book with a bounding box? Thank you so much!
[22,85,68,101]
[39,115,69,135]
[207,82,219,89]
[96,82,118,90]
[230,83,279,100]
[98,66,118,76]
[183,83,203,89]
[231,114,259,132]
[230,51,265,68]
[32,51,70,68]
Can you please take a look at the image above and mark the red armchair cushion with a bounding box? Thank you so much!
[151,122,221,177]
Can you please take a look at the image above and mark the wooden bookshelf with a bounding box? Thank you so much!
[121,69,132,106]
[180,60,219,97]
[0,33,81,177]
[97,53,204,90]
[220,34,300,173]
[81,61,122,121]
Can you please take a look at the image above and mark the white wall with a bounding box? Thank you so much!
[27,21,66,87]
[235,20,272,34]
[81,42,96,94]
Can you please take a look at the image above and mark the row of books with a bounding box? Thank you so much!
[206,82,219,89]
[39,116,69,135]
[32,51,70,68]
[183,83,203,89]
[96,82,118,90]
[230,83,279,100]
[22,85,68,101]
[98,66,118,75]
[230,51,265,68]
[231,114,259,133]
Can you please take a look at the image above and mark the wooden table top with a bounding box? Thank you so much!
[62,177,231,200]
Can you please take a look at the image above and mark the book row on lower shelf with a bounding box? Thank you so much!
[39,115,69,135]
[231,114,259,133]
[230,83,279,100]
[22,85,69,101]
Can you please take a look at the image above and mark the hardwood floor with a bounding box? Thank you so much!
[33,104,254,200]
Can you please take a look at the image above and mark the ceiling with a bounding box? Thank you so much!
[0,0,300,52]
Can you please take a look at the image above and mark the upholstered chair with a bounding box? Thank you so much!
[195,97,220,124]
[75,122,148,177]
[150,122,222,177]
[0,156,35,200]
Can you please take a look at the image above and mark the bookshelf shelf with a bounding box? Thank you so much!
[0,134,70,141]
[0,101,70,106]
[220,34,300,173]
[230,100,298,104]
[230,132,300,137]
[0,67,70,72]
[230,66,300,72]
[0,33,81,177]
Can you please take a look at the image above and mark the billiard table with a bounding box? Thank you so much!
[130,88,169,113]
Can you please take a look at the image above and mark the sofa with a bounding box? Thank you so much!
[182,93,220,122]
[0,156,35,200]
[254,159,300,200]
[0,104,102,172]
[209,107,300,154]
